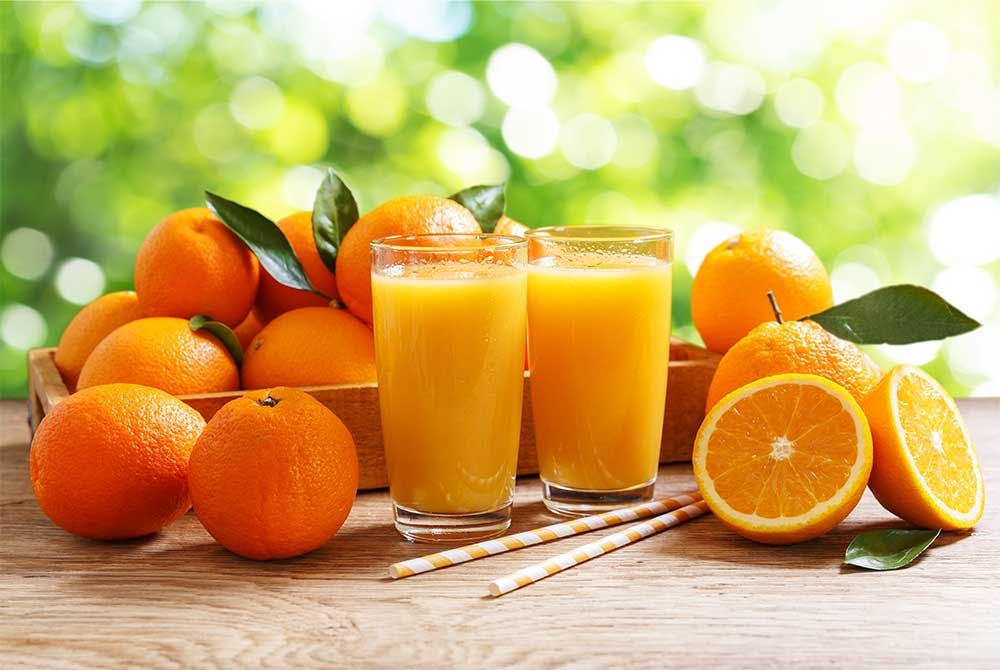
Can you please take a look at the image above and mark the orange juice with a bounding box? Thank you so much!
[372,262,527,515]
[528,253,672,492]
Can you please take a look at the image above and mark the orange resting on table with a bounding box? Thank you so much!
[693,373,873,544]
[30,383,205,540]
[188,387,359,560]
[862,365,985,530]
[54,290,144,390]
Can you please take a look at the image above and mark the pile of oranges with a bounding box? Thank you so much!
[35,191,491,559]
[688,228,984,544]
[55,194,482,396]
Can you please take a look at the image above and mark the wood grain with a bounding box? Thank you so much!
[26,341,719,489]
[2,398,998,669]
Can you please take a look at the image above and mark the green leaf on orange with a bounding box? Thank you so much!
[189,315,244,366]
[449,183,505,232]
[805,284,980,345]
[312,167,359,273]
[844,528,940,571]
[205,191,330,300]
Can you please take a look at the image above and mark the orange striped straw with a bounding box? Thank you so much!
[389,491,702,579]
[487,499,710,597]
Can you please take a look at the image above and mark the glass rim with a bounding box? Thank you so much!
[524,225,673,242]
[370,233,527,253]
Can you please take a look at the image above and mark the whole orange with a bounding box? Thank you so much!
[135,207,259,327]
[232,306,267,350]
[188,387,358,560]
[692,228,833,353]
[256,211,339,322]
[30,383,205,540]
[241,307,376,389]
[336,195,480,324]
[54,291,144,390]
[705,320,882,412]
[78,317,240,395]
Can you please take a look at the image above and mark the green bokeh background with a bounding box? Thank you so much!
[2,1,999,398]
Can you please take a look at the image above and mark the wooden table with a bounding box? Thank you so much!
[2,398,998,668]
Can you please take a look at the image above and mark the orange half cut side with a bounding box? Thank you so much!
[693,373,873,544]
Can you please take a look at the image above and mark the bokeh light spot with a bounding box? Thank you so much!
[55,258,106,305]
[2,228,55,281]
[695,62,766,115]
[946,325,1000,386]
[437,128,510,184]
[266,101,329,164]
[877,341,942,366]
[684,221,741,276]
[853,126,915,186]
[194,103,245,163]
[426,71,486,127]
[887,21,950,84]
[612,114,659,169]
[501,107,560,159]
[835,61,900,127]
[77,0,141,25]
[560,114,618,169]
[230,77,285,131]
[791,122,849,180]
[645,35,706,91]
[382,0,472,42]
[281,166,325,212]
[0,305,47,351]
[932,265,997,322]
[926,195,1000,266]
[774,78,825,128]
[830,262,882,302]
[347,73,408,137]
[487,43,557,109]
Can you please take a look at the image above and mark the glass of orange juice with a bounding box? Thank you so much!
[526,226,673,515]
[371,234,528,542]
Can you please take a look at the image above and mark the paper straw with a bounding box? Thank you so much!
[389,491,702,579]
[487,499,710,597]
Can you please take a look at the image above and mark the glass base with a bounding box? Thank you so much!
[541,478,657,517]
[393,502,512,543]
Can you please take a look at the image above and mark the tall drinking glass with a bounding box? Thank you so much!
[526,226,674,515]
[371,234,528,542]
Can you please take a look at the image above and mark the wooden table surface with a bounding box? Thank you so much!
[2,397,998,668]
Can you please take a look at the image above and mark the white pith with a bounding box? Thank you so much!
[889,367,984,524]
[693,375,870,529]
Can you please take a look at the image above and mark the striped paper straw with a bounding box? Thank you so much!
[487,499,710,597]
[389,491,702,579]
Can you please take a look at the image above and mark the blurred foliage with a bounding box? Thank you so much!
[1,0,999,397]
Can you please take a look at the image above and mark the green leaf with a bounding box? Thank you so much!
[449,184,505,232]
[189,315,244,366]
[844,529,941,571]
[805,284,980,344]
[205,191,330,299]
[312,167,359,273]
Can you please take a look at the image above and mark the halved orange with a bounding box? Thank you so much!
[862,365,985,530]
[693,373,873,544]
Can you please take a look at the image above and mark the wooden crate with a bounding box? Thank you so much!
[27,339,718,490]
